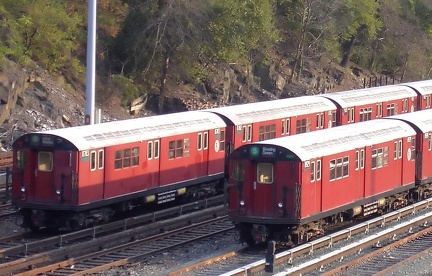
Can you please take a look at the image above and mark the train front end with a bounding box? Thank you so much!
[226,144,302,245]
[12,133,79,230]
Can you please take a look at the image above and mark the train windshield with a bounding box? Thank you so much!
[257,163,273,184]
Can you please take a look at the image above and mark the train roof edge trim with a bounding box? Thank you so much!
[13,133,78,151]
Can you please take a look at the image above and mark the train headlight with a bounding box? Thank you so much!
[56,189,61,195]
[21,186,26,192]
[278,202,283,208]
[240,200,245,206]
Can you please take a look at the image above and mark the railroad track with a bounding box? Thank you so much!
[0,203,17,220]
[167,198,432,276]
[0,195,226,275]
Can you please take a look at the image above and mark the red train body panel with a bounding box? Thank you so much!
[10,79,432,231]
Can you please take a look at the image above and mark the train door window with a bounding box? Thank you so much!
[184,138,190,156]
[316,160,321,180]
[38,151,53,171]
[286,119,291,134]
[114,150,122,169]
[132,147,139,166]
[90,151,96,171]
[203,133,208,150]
[310,161,315,182]
[376,103,383,118]
[98,150,104,169]
[231,160,245,181]
[257,163,273,184]
[16,150,26,168]
[402,99,408,113]
[220,130,225,151]
[355,151,359,170]
[147,141,153,159]
[123,149,131,167]
[429,134,432,151]
[281,119,286,135]
[393,141,397,160]
[316,113,324,129]
[348,108,355,123]
[360,150,365,169]
[247,125,252,141]
[387,104,395,116]
[427,95,431,108]
[411,138,416,160]
[154,140,160,158]
[398,140,402,159]
[242,126,247,142]
[198,133,203,150]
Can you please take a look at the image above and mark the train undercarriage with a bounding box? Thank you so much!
[236,182,432,246]
[19,179,224,231]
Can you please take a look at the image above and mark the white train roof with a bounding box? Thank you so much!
[204,96,336,125]
[385,109,432,133]
[38,111,226,150]
[401,79,432,96]
[256,119,416,161]
[319,85,418,108]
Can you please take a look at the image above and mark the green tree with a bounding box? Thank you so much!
[336,0,382,67]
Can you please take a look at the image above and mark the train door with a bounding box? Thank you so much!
[146,139,160,187]
[30,150,55,202]
[52,150,78,205]
[250,161,275,216]
[197,132,209,176]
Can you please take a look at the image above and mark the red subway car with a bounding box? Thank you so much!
[227,118,417,245]
[12,111,227,230]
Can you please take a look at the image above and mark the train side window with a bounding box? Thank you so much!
[203,132,208,150]
[123,149,131,167]
[154,140,160,158]
[176,139,184,157]
[90,151,96,171]
[310,161,315,182]
[147,141,153,160]
[198,133,203,150]
[231,160,245,181]
[114,150,122,169]
[16,150,26,168]
[296,119,307,134]
[259,126,264,141]
[427,96,431,108]
[220,130,225,151]
[329,159,336,181]
[387,103,395,116]
[257,163,273,184]
[402,99,408,113]
[316,160,321,180]
[38,151,53,171]
[342,157,349,177]
[132,147,139,166]
[169,141,175,159]
[348,108,355,123]
[98,150,104,169]
[330,112,336,127]
[336,157,343,178]
[242,126,247,142]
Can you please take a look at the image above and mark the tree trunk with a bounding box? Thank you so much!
[340,35,356,67]
[158,51,171,113]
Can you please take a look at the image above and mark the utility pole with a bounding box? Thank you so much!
[85,0,96,125]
